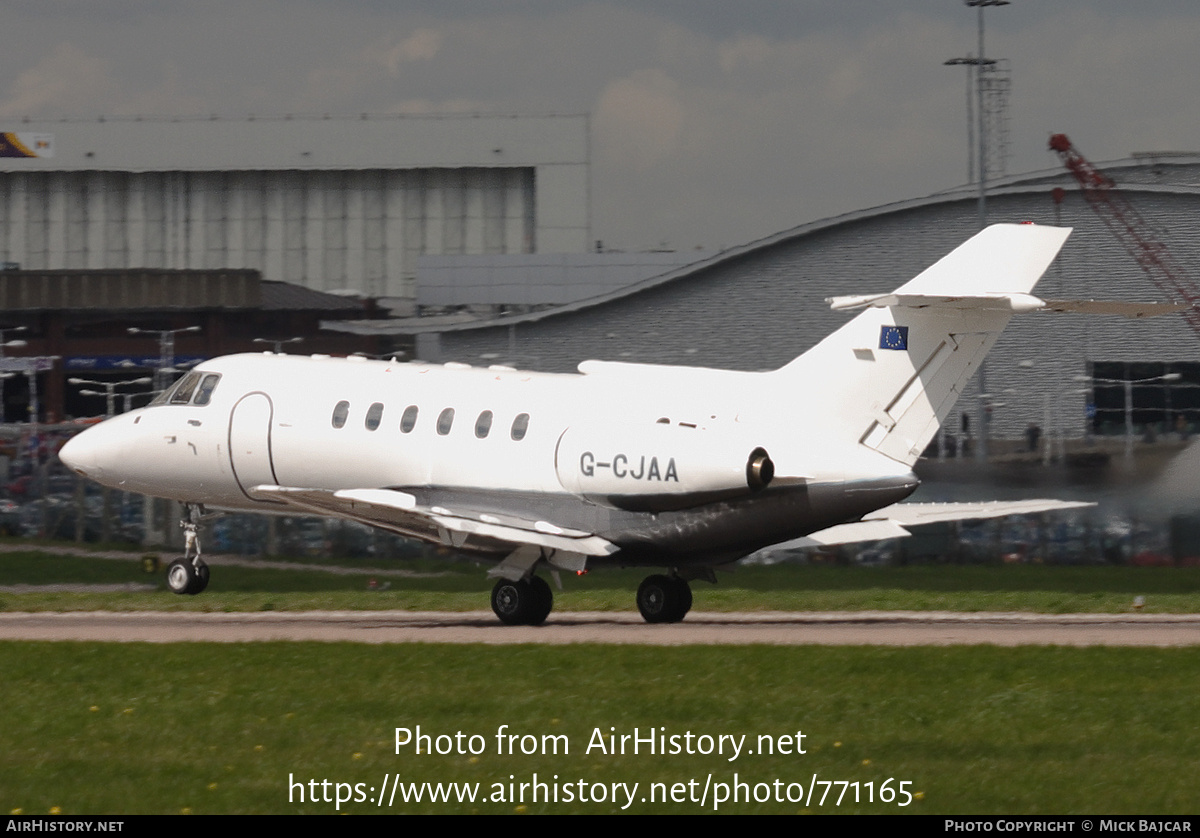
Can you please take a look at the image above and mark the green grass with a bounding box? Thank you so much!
[3,548,1200,613]
[1,643,1197,814]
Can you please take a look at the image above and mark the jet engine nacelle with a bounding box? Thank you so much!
[555,423,774,512]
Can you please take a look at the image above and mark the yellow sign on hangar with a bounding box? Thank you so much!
[0,132,54,158]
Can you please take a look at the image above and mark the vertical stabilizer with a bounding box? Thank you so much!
[778,223,1071,467]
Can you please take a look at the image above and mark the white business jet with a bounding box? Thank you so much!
[60,223,1165,625]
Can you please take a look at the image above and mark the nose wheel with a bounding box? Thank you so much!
[637,574,692,623]
[166,503,211,596]
[166,556,209,595]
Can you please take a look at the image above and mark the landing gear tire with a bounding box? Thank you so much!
[674,577,693,620]
[492,577,553,626]
[166,557,209,595]
[167,558,196,595]
[491,579,526,625]
[192,559,210,595]
[526,575,553,626]
[637,574,692,624]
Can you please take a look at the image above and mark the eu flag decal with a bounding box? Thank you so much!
[879,325,909,350]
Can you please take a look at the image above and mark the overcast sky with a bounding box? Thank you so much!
[3,1,1200,251]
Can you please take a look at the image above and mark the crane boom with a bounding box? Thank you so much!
[1049,133,1200,336]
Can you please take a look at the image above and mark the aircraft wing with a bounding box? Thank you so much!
[861,499,1094,526]
[248,485,619,557]
[755,499,1093,551]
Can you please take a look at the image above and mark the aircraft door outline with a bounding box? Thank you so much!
[228,391,279,499]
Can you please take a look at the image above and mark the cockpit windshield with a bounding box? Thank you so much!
[149,371,221,407]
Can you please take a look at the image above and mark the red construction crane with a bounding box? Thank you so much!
[1048,132,1200,335]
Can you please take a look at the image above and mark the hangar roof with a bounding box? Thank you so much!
[0,269,365,312]
[324,155,1200,337]
[0,113,587,172]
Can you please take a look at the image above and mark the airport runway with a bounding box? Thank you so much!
[1,610,1199,645]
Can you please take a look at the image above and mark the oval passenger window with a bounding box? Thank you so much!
[331,400,350,429]
[511,413,530,441]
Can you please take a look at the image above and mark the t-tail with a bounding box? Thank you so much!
[776,223,1072,468]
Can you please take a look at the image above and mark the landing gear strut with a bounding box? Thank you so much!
[491,575,553,626]
[166,504,210,596]
[637,574,692,623]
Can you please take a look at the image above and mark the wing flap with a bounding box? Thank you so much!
[250,485,619,557]
[784,519,912,548]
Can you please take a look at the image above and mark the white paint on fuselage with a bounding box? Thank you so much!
[64,350,908,515]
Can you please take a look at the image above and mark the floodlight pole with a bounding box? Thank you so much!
[948,0,1009,460]
[128,326,201,392]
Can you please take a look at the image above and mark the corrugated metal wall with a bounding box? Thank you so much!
[435,184,1200,440]
[0,167,535,301]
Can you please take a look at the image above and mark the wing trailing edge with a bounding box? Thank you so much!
[249,485,618,557]
[755,499,1094,553]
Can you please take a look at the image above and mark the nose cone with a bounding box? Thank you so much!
[59,426,103,480]
[59,420,124,483]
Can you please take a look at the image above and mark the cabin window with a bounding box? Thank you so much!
[169,372,202,405]
[475,410,493,439]
[437,408,455,435]
[365,402,384,431]
[400,405,418,433]
[511,413,530,441]
[332,400,350,429]
[193,374,221,405]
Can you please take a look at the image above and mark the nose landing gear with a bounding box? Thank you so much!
[166,504,210,596]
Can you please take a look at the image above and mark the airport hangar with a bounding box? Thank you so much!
[339,154,1200,448]
[0,115,589,419]
[0,114,590,313]
[1,115,1198,446]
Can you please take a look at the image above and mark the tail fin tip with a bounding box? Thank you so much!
[896,223,1071,297]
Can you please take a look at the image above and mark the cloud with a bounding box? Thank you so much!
[594,68,685,170]
[377,29,443,76]
[717,35,775,74]
[297,28,446,110]
[0,43,114,116]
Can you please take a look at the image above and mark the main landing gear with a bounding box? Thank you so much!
[491,575,553,626]
[166,504,210,596]
[489,571,695,625]
[636,574,693,624]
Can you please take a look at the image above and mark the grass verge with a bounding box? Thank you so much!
[3,548,1200,613]
[1,642,1196,815]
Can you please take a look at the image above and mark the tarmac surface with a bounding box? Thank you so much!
[3,543,1198,646]
[2,609,1198,645]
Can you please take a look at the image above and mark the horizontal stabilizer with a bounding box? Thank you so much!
[1037,299,1189,318]
[826,293,1186,319]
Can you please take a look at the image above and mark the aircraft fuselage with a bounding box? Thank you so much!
[61,351,919,566]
